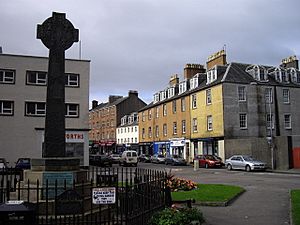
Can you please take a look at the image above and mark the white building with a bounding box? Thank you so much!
[116,112,139,153]
[0,53,90,167]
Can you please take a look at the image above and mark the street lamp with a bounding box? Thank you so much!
[267,87,275,170]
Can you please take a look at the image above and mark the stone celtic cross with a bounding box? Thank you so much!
[37,12,79,157]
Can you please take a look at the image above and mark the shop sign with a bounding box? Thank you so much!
[170,138,185,147]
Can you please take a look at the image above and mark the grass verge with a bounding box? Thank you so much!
[171,184,244,203]
[291,190,300,225]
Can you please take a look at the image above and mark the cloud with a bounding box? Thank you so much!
[1,0,300,106]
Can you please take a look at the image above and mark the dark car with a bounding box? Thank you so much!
[165,155,187,166]
[89,155,113,167]
[194,155,223,168]
[138,154,151,163]
[15,158,31,170]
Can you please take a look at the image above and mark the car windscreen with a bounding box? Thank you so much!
[243,156,254,161]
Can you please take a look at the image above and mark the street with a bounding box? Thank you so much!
[136,162,300,225]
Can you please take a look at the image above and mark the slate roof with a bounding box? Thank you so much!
[89,96,128,112]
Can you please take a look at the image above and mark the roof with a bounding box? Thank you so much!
[89,96,128,111]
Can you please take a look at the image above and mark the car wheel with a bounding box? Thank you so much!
[205,163,209,169]
[245,165,251,172]
[227,164,232,171]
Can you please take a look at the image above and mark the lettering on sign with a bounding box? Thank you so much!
[65,133,84,139]
[92,187,116,205]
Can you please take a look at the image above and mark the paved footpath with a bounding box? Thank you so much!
[170,168,300,225]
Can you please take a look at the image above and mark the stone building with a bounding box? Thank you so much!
[89,90,146,154]
[138,50,300,169]
[0,53,90,166]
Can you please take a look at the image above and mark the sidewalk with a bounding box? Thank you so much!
[267,168,300,175]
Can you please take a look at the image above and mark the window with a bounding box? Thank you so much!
[239,114,247,129]
[283,89,290,104]
[148,127,152,138]
[266,114,274,129]
[163,104,167,116]
[168,88,175,98]
[192,94,197,109]
[142,128,145,139]
[181,97,186,112]
[25,102,46,116]
[26,71,47,85]
[135,137,137,143]
[156,106,159,118]
[172,100,177,113]
[66,104,79,117]
[173,122,177,135]
[265,88,273,103]
[148,109,152,120]
[155,125,159,137]
[238,86,246,101]
[206,89,212,104]
[163,124,167,136]
[192,118,198,132]
[182,120,186,134]
[65,73,79,87]
[284,114,291,129]
[0,100,13,115]
[0,69,15,84]
[153,93,160,103]
[207,115,213,131]
[142,112,145,121]
[179,81,187,94]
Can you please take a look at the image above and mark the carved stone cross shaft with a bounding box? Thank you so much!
[37,12,79,157]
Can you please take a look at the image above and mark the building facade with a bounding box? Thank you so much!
[0,53,90,166]
[116,112,139,153]
[139,50,300,168]
[89,90,146,154]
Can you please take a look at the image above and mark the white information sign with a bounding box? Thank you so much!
[92,187,116,204]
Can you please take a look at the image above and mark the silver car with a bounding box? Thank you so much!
[225,155,267,172]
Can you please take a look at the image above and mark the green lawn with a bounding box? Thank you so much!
[291,190,300,225]
[171,184,244,202]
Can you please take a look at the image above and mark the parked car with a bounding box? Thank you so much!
[225,155,267,172]
[194,155,224,168]
[15,158,31,170]
[109,154,121,164]
[119,150,138,167]
[89,154,113,167]
[138,154,151,163]
[151,154,165,164]
[0,158,8,170]
[165,155,187,166]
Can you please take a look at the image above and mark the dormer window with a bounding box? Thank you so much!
[179,81,187,94]
[273,67,288,83]
[246,65,267,81]
[167,87,175,98]
[206,66,217,84]
[288,68,300,84]
[153,93,160,103]
[190,74,199,90]
[160,90,167,101]
[121,116,127,126]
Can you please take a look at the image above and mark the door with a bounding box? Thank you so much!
[293,148,300,168]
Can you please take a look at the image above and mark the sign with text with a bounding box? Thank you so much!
[92,187,116,205]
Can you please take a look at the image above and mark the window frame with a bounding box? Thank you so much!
[207,115,213,131]
[25,101,46,116]
[192,118,198,132]
[163,124,167,136]
[206,89,212,105]
[65,103,79,118]
[192,94,197,109]
[181,97,186,112]
[0,100,14,116]
[239,113,247,129]
[284,114,291,129]
[26,70,47,86]
[65,73,80,87]
[163,104,167,116]
[238,86,246,102]
[282,89,290,104]
[0,69,15,84]
[173,122,177,135]
[182,120,186,134]
[172,100,177,114]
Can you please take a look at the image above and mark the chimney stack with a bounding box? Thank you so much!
[184,64,205,79]
[206,49,227,70]
[169,74,179,86]
[281,55,299,70]
[128,90,138,97]
[92,100,98,109]
[109,95,123,103]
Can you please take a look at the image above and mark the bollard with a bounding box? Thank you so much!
[194,160,199,171]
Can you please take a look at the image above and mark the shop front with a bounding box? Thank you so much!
[169,138,186,158]
[153,141,170,156]
[139,142,153,156]
[191,137,224,159]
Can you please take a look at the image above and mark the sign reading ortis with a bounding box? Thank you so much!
[92,187,116,205]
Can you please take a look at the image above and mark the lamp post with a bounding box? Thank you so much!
[267,88,275,170]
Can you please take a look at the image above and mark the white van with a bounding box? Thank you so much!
[119,150,138,167]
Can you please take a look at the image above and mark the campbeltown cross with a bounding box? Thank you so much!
[37,12,79,157]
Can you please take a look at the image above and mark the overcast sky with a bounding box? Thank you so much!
[1,0,300,106]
